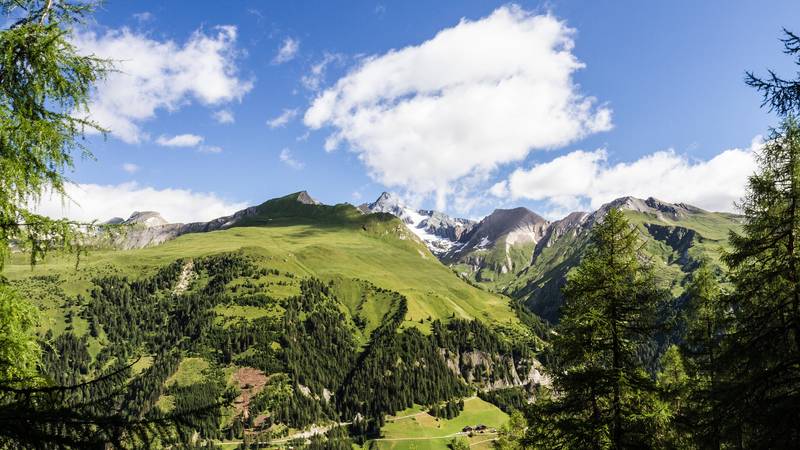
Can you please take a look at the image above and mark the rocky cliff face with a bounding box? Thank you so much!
[440,348,550,391]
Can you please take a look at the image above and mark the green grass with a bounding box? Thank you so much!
[165,357,210,388]
[213,304,279,322]
[131,356,154,375]
[156,395,175,413]
[5,211,519,329]
[375,397,509,450]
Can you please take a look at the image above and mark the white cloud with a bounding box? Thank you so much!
[279,148,304,169]
[304,6,611,209]
[156,134,204,147]
[73,26,252,143]
[301,52,344,91]
[122,163,140,174]
[34,182,248,223]
[267,108,299,128]
[213,109,235,124]
[273,37,299,64]
[500,138,761,214]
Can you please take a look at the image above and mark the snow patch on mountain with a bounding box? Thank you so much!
[360,192,475,255]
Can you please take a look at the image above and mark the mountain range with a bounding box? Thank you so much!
[107,190,741,323]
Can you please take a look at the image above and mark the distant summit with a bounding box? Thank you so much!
[124,211,169,227]
[294,190,320,205]
[102,190,345,249]
[359,192,475,254]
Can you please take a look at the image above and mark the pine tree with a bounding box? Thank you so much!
[495,409,526,450]
[656,344,691,448]
[680,261,724,449]
[717,117,800,447]
[526,209,667,449]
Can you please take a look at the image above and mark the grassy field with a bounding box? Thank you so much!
[5,214,520,331]
[166,357,210,387]
[374,397,509,450]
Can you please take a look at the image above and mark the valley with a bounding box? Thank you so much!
[5,189,741,448]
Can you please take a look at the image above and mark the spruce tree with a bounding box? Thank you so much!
[717,117,800,447]
[680,261,724,449]
[526,209,666,449]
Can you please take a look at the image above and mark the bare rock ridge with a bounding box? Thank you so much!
[108,191,317,249]
[125,211,169,227]
[598,196,706,221]
[295,190,320,205]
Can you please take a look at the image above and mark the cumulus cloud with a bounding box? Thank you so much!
[279,148,304,169]
[73,26,252,143]
[213,109,235,124]
[122,163,140,174]
[156,134,204,147]
[498,138,762,214]
[267,108,299,128]
[34,182,248,223]
[304,6,611,209]
[273,37,299,64]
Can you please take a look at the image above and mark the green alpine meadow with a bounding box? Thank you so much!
[2,1,800,449]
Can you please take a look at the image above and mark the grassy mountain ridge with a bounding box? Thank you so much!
[6,193,521,332]
[445,197,742,323]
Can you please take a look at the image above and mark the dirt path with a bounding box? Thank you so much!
[374,432,498,442]
[470,436,499,446]
[386,410,429,421]
[220,421,353,446]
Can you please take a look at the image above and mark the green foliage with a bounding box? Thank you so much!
[526,209,668,449]
[477,387,529,415]
[0,284,40,382]
[447,437,469,450]
[495,410,526,450]
[675,261,725,448]
[428,398,463,420]
[0,0,110,270]
[504,207,739,324]
[713,117,800,447]
[746,29,800,116]
[338,296,469,431]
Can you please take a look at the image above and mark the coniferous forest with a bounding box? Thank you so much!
[2,1,800,449]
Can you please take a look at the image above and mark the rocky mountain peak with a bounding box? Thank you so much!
[475,207,548,241]
[359,192,476,253]
[373,191,395,205]
[368,191,404,212]
[295,191,320,205]
[599,196,705,221]
[124,211,168,228]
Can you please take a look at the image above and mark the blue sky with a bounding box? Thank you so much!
[46,0,800,222]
